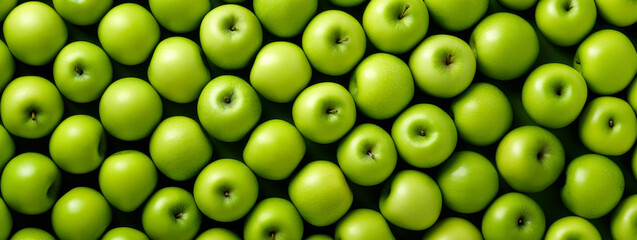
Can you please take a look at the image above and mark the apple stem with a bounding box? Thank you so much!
[31,112,36,121]
[338,37,349,44]
[175,212,183,219]
[271,232,276,240]
[609,119,614,128]
[420,129,425,136]
[367,151,375,158]
[224,96,231,103]
[230,25,237,31]
[399,4,410,19]
[328,109,338,114]
[445,53,453,65]
[74,66,83,75]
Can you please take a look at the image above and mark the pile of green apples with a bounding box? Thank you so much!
[0,0,636,239]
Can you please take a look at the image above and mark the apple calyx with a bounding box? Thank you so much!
[609,119,615,128]
[74,65,84,75]
[224,191,230,197]
[399,4,411,19]
[420,129,426,136]
[223,96,231,103]
[517,217,524,226]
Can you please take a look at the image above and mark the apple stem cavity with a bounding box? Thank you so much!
[399,4,410,19]
[74,66,83,75]
[420,129,425,136]
[517,218,524,226]
[174,212,183,219]
[270,232,276,240]
[224,191,230,197]
[609,119,614,128]
[31,111,36,121]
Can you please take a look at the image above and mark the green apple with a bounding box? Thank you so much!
[98,3,160,65]
[498,0,538,10]
[200,4,262,70]
[522,63,588,128]
[53,41,113,103]
[149,0,210,33]
[148,36,211,103]
[51,187,112,240]
[391,104,457,168]
[99,77,163,141]
[611,194,637,240]
[306,235,332,240]
[0,39,14,91]
[423,0,488,31]
[470,12,539,80]
[49,115,106,174]
[437,151,499,214]
[196,228,240,240]
[142,187,202,240]
[0,197,11,240]
[0,0,16,21]
[3,1,67,66]
[0,124,15,173]
[350,53,414,120]
[150,116,212,181]
[244,119,306,180]
[574,29,637,95]
[1,153,61,215]
[482,192,546,240]
[250,41,312,103]
[380,170,442,231]
[52,0,112,26]
[451,82,513,146]
[409,34,476,98]
[302,10,366,76]
[496,126,565,193]
[292,82,356,144]
[635,148,637,180]
[335,208,395,240]
[329,0,366,7]
[102,227,149,240]
[99,150,158,212]
[193,158,258,222]
[337,123,397,186]
[362,0,429,54]
[535,0,597,46]
[595,0,637,26]
[628,77,637,113]
[579,96,637,156]
[197,75,262,142]
[244,198,304,240]
[289,160,353,226]
[10,228,55,240]
[253,0,317,38]
[545,216,601,240]
[562,154,625,219]
[422,217,482,240]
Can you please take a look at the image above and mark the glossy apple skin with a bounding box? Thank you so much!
[0,197,11,240]
[10,228,55,240]
[498,0,538,10]
[535,0,596,46]
[628,77,637,113]
[244,198,304,240]
[302,10,366,76]
[634,148,637,180]
[0,0,16,21]
[611,194,637,240]
[595,0,637,27]
[51,187,112,240]
[142,187,202,240]
[102,227,149,240]
[193,159,258,222]
[149,0,211,33]
[482,192,546,240]
[253,0,317,38]
[380,170,442,231]
[98,3,160,65]
[306,234,333,240]
[362,0,429,54]
[200,4,262,70]
[470,12,539,80]
[422,217,482,240]
[3,1,67,66]
[99,150,158,212]
[53,41,113,103]
[329,0,366,7]
[49,115,106,174]
[574,29,637,95]
[195,228,240,240]
[335,209,395,240]
[0,153,61,215]
[562,154,625,219]
[578,96,637,156]
[424,0,488,31]
[52,0,112,26]
[437,151,499,214]
[545,216,601,240]
[0,125,15,172]
[0,40,14,91]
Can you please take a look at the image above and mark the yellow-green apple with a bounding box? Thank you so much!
[253,0,317,38]
[10,228,55,240]
[422,217,482,240]
[99,150,158,212]
[335,208,395,240]
[0,125,14,172]
[102,227,149,240]
[53,41,113,103]
[0,40,14,91]
[628,77,637,113]
[196,228,240,240]
[635,148,637,180]
[149,0,210,33]
[52,0,112,26]
[611,194,637,240]
[51,187,112,240]
[579,96,637,156]
[482,192,546,240]
[244,198,304,240]
[0,0,16,21]
[535,0,597,46]
[545,216,601,240]
[0,197,10,240]
[306,235,332,240]
[329,0,366,7]
[595,0,637,26]
[49,115,106,174]
[498,0,538,10]
[142,187,202,240]
[362,0,429,54]
[423,0,488,31]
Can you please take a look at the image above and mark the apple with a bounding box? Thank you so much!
[0,0,16,21]
[574,29,637,95]
[99,150,158,212]
[142,187,202,240]
[422,217,482,240]
[379,170,442,231]
[99,77,163,141]
[545,216,601,240]
[595,0,637,27]
[391,104,457,168]
[409,34,476,98]
[628,77,637,113]
[148,36,211,103]
[611,194,637,240]
[482,192,546,240]
[52,0,112,26]
[349,53,414,120]
[9,228,55,240]
[498,0,538,10]
[362,0,429,54]
[98,3,160,65]
[522,63,588,128]
[196,228,240,240]
[244,198,304,240]
[451,82,513,146]
[0,39,14,91]
[302,10,366,76]
[335,208,395,240]
[49,115,107,174]
[292,82,356,144]
[200,4,262,70]
[1,153,61,215]
[578,96,637,156]
[423,0,488,31]
[306,235,332,240]
[197,75,262,142]
[53,41,113,103]
[51,187,112,240]
[250,41,312,103]
[102,227,149,240]
[289,160,353,226]
[0,197,11,240]
[562,154,625,219]
[336,123,397,186]
[0,124,15,172]
[244,119,306,180]
[193,158,258,222]
[150,116,212,181]
[437,151,499,214]
[253,0,317,38]
[3,1,67,66]
[535,0,597,47]
[470,12,539,80]
[149,0,211,33]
